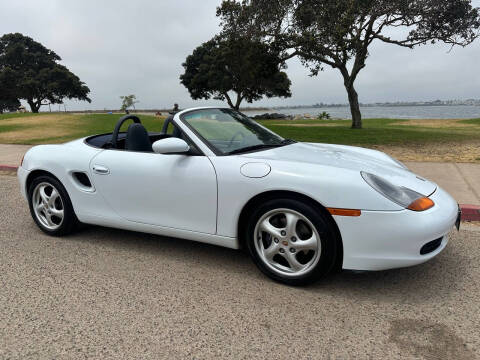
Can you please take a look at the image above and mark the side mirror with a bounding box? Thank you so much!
[152,138,190,154]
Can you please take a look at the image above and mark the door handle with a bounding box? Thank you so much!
[92,165,110,175]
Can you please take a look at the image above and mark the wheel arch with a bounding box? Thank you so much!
[26,169,63,194]
[237,190,343,270]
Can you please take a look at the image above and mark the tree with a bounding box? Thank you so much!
[217,0,480,128]
[0,33,91,113]
[180,36,291,110]
[0,97,20,114]
[0,69,20,113]
[120,94,139,111]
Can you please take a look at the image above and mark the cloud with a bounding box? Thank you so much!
[1,0,479,110]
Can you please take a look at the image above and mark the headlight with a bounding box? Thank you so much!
[361,172,434,211]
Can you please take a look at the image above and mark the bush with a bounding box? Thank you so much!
[317,111,331,120]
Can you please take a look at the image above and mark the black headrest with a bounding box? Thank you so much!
[126,123,152,152]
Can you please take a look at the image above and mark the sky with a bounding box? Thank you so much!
[1,0,479,111]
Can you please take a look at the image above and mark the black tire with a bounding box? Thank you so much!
[28,175,78,236]
[244,198,340,285]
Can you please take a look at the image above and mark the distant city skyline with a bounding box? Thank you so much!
[1,0,479,111]
[48,98,480,111]
[305,99,480,108]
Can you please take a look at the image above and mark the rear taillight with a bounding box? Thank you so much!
[20,154,25,167]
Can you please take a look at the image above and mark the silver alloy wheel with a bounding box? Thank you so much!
[32,182,64,230]
[254,208,321,277]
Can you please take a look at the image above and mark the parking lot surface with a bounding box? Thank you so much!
[1,174,479,359]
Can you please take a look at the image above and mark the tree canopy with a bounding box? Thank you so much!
[120,94,139,111]
[0,65,20,113]
[180,36,291,110]
[0,95,20,114]
[0,33,91,113]
[217,0,480,128]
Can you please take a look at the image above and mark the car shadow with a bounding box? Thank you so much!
[69,224,256,276]
[69,225,466,302]
[308,237,468,304]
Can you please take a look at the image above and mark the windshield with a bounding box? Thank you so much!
[181,108,292,155]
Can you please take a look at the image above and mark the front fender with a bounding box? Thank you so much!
[211,156,403,238]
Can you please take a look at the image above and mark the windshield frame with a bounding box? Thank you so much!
[179,108,289,156]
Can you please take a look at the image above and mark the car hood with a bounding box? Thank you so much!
[240,142,437,196]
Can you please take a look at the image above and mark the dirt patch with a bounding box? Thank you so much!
[372,141,480,162]
[0,114,76,125]
[391,118,475,128]
[0,126,72,142]
[0,114,78,143]
[389,318,476,360]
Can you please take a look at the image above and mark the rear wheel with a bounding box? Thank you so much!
[245,198,339,285]
[28,175,78,236]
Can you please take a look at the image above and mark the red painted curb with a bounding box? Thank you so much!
[0,163,479,221]
[460,204,480,222]
[0,165,18,171]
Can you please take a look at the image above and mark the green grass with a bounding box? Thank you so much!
[0,113,479,148]
[0,112,167,144]
[259,118,480,145]
[0,112,44,120]
[460,118,480,125]
[69,114,166,137]
[0,123,27,133]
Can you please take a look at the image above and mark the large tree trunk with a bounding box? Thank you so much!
[346,84,362,129]
[234,92,243,110]
[27,99,41,113]
[223,92,243,110]
[223,93,235,109]
[339,65,363,129]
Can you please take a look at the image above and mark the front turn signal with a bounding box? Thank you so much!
[327,208,361,217]
[407,197,434,211]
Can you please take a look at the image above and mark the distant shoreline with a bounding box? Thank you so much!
[62,102,480,113]
[20,104,480,120]
[270,103,480,109]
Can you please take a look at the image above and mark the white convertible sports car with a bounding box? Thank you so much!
[17,107,461,285]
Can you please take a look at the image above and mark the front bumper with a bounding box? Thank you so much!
[335,186,458,271]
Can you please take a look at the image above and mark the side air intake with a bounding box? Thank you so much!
[72,172,93,189]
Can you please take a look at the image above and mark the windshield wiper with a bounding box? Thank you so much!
[227,140,295,155]
[227,144,281,155]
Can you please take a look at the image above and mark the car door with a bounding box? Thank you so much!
[89,149,217,234]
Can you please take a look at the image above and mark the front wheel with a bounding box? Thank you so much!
[245,198,340,285]
[28,175,78,236]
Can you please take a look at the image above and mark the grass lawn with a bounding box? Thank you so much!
[0,113,166,144]
[259,118,479,144]
[0,112,479,162]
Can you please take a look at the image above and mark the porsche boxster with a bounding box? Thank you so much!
[17,107,461,285]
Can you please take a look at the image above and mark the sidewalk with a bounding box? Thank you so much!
[1,144,479,207]
[0,144,32,169]
[405,162,480,206]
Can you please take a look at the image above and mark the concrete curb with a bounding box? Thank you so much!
[1,164,479,221]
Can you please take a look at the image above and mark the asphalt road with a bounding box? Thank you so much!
[1,174,479,359]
